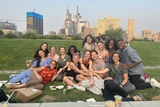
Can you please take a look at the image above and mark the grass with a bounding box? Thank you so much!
[0,69,160,102]
[0,39,160,102]
[0,39,160,70]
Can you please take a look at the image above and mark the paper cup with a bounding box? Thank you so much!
[106,100,115,107]
[26,62,31,67]
[114,95,122,107]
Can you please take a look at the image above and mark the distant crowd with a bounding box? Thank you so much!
[2,34,160,102]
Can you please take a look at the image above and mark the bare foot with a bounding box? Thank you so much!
[133,95,142,101]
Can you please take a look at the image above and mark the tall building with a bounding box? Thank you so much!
[78,19,90,35]
[98,15,120,35]
[26,12,43,35]
[141,29,152,40]
[128,18,135,40]
[64,5,81,35]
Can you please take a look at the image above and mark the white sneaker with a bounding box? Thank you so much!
[76,86,86,91]
[67,85,74,90]
[150,78,160,88]
[56,85,64,89]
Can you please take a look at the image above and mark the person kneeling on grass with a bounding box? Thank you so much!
[74,71,146,101]
[7,60,60,92]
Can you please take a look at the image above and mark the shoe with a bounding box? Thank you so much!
[76,86,86,91]
[9,74,18,79]
[56,85,64,89]
[137,93,147,101]
[66,85,74,90]
[150,78,160,88]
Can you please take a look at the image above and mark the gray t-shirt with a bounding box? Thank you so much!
[121,46,144,75]
[110,62,128,84]
[81,76,104,95]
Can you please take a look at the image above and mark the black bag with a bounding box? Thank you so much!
[0,88,16,103]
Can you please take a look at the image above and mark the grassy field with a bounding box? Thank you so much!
[0,38,160,102]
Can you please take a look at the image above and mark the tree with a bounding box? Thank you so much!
[0,30,4,35]
[5,32,17,38]
[102,28,125,40]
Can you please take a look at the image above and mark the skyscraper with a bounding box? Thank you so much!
[128,18,134,40]
[26,12,43,35]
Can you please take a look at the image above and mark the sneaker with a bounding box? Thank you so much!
[56,85,64,89]
[76,86,86,91]
[66,85,74,90]
[137,93,147,101]
[150,78,160,88]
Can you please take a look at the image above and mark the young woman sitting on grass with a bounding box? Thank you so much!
[47,46,59,62]
[7,60,60,92]
[67,45,82,60]
[82,35,97,51]
[109,52,135,93]
[79,50,92,70]
[56,46,71,81]
[26,42,49,63]
[63,53,89,91]
[97,41,109,63]
[9,49,51,83]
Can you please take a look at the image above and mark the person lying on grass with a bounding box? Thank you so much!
[74,71,145,101]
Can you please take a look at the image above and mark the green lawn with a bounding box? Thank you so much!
[0,39,160,102]
[0,69,160,102]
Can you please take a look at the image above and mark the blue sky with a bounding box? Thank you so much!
[0,0,159,35]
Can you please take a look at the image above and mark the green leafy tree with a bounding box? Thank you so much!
[5,32,17,38]
[22,30,37,39]
[102,28,125,40]
[0,30,4,35]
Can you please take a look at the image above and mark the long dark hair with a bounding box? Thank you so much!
[67,45,80,60]
[33,42,49,58]
[105,39,118,51]
[82,35,96,48]
[111,52,121,64]
[34,49,45,67]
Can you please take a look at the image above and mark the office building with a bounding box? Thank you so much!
[98,15,120,35]
[128,18,134,40]
[26,12,43,35]
[0,21,17,34]
[141,29,152,40]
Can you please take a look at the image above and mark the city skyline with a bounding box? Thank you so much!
[0,0,160,35]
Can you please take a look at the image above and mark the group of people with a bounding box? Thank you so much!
[6,34,160,102]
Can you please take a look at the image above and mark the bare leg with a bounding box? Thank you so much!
[63,76,74,87]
